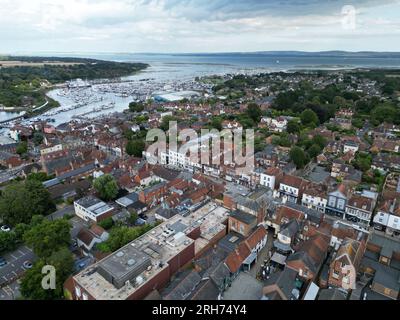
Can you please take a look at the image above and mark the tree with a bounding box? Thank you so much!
[160,115,175,131]
[16,141,28,155]
[23,219,71,258]
[20,248,73,300]
[287,119,300,134]
[128,211,138,226]
[0,181,54,226]
[0,183,31,225]
[97,224,154,253]
[210,116,223,130]
[27,172,53,182]
[290,146,309,169]
[307,144,322,158]
[0,231,17,254]
[246,103,262,123]
[126,139,145,157]
[311,135,327,149]
[93,174,119,201]
[25,180,55,215]
[98,217,114,230]
[33,132,44,146]
[128,101,145,113]
[300,109,319,127]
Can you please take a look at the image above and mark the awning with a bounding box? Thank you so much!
[273,240,292,253]
[271,252,287,265]
[243,252,257,265]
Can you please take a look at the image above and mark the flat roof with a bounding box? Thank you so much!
[74,201,229,300]
[116,193,139,207]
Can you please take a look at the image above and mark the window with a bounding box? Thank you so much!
[82,293,88,300]
[337,199,345,210]
[75,287,81,297]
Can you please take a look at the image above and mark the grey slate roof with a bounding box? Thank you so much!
[230,210,257,225]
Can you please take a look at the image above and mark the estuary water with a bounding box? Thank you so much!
[2,52,400,126]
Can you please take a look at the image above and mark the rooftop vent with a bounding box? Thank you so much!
[127,259,136,266]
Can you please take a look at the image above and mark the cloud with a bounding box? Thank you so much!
[0,0,399,53]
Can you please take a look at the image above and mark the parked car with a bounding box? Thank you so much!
[23,260,33,269]
[0,257,7,267]
[1,225,11,232]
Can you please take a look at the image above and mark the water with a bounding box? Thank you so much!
[2,52,400,127]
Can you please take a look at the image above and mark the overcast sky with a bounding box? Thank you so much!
[1,0,400,54]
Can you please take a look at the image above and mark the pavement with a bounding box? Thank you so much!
[0,280,20,300]
[0,245,36,300]
[0,245,35,286]
[47,205,74,221]
[249,229,274,278]
[69,216,88,239]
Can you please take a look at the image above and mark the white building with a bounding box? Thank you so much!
[40,143,63,155]
[343,140,359,154]
[259,167,282,190]
[261,116,288,133]
[74,196,114,223]
[345,195,375,229]
[373,198,400,237]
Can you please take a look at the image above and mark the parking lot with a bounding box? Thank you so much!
[0,280,20,300]
[0,245,36,288]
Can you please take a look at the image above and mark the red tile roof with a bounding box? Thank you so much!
[245,226,267,250]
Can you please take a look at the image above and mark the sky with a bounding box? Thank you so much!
[1,0,400,54]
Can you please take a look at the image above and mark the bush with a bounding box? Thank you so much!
[98,217,114,230]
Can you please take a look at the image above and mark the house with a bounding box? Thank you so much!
[345,195,375,229]
[138,182,168,207]
[279,175,307,204]
[371,138,400,153]
[360,231,400,300]
[286,234,330,281]
[301,183,328,213]
[273,219,300,254]
[261,116,288,133]
[331,160,361,184]
[228,210,257,237]
[325,184,349,219]
[372,154,400,173]
[74,196,115,223]
[373,197,400,236]
[259,167,283,190]
[115,192,147,214]
[343,140,359,154]
[266,204,305,235]
[221,120,242,130]
[335,108,354,118]
[328,238,365,291]
[318,288,348,300]
[77,225,109,256]
[262,267,300,300]
[0,151,22,168]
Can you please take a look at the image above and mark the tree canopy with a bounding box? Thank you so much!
[93,174,119,201]
[290,146,309,169]
[23,218,71,259]
[126,139,145,157]
[0,180,54,226]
